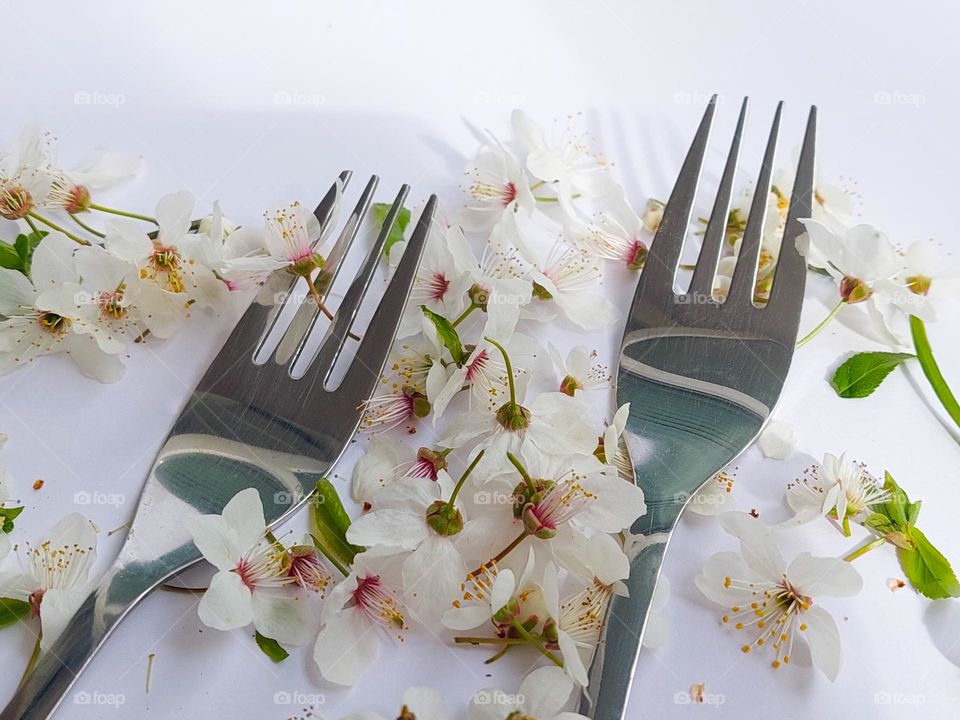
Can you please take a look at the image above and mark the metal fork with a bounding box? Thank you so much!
[581,97,815,719]
[1,174,437,720]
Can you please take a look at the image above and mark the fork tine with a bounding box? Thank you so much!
[274,175,380,364]
[643,95,717,287]
[340,194,437,401]
[688,98,748,298]
[727,102,782,304]
[293,184,411,381]
[766,106,816,317]
[253,173,352,360]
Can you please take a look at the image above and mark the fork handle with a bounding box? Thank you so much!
[579,516,676,720]
[0,545,197,720]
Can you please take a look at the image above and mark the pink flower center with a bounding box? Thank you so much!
[427,272,450,301]
[465,349,489,382]
[501,182,518,206]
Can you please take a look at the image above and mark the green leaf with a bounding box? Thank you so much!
[0,505,24,534]
[372,203,411,258]
[831,351,915,398]
[0,597,31,629]
[14,231,47,277]
[910,315,960,431]
[309,479,362,576]
[254,632,289,662]
[898,527,960,599]
[0,241,21,271]
[421,306,468,365]
[879,471,913,529]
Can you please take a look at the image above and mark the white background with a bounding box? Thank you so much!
[1,1,959,718]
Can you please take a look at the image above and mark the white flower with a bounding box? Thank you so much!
[351,436,450,507]
[460,143,535,232]
[888,240,959,322]
[798,220,903,345]
[548,344,609,396]
[0,513,97,650]
[511,109,613,213]
[346,471,467,621]
[571,192,648,270]
[757,420,796,460]
[542,534,631,685]
[468,665,588,720]
[0,126,53,220]
[440,392,599,478]
[0,233,126,382]
[105,192,229,336]
[396,218,474,338]
[785,453,888,532]
[313,557,408,685]
[183,488,308,645]
[696,512,862,680]
[442,548,537,632]
[340,687,448,720]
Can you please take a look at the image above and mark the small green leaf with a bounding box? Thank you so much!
[831,352,915,398]
[254,632,289,662]
[372,203,411,258]
[0,505,24,534]
[421,306,468,365]
[898,527,960,599]
[309,479,362,576]
[0,597,31,629]
[14,231,47,277]
[0,242,21,271]
[879,471,912,528]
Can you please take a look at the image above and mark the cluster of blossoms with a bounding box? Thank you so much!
[0,125,354,382]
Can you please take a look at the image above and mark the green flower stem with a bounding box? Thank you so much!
[843,535,887,562]
[28,212,90,245]
[910,315,960,430]
[453,636,537,646]
[89,203,158,225]
[507,451,536,494]
[452,302,480,328]
[70,213,106,239]
[307,275,360,341]
[510,621,563,667]
[484,337,516,404]
[18,633,42,689]
[447,450,484,506]
[24,216,40,235]
[796,299,845,348]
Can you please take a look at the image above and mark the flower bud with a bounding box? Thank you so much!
[495,401,531,431]
[839,275,872,304]
[411,391,431,419]
[642,198,664,234]
[425,500,464,537]
[511,478,553,518]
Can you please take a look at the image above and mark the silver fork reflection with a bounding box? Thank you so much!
[1,174,437,720]
[582,97,815,719]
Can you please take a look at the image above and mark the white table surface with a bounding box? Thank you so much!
[1,1,958,718]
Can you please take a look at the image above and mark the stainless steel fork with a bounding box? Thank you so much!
[581,97,815,719]
[1,174,437,720]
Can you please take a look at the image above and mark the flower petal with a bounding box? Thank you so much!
[197,570,253,631]
[251,591,309,646]
[519,665,574,718]
[801,605,843,681]
[313,607,379,686]
[787,552,863,598]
